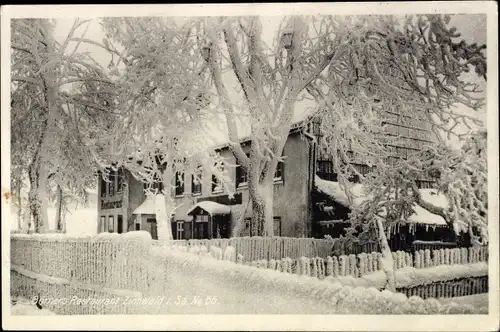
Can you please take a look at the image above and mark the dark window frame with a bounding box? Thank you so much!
[108,215,114,233]
[191,167,202,195]
[212,163,225,193]
[175,171,185,196]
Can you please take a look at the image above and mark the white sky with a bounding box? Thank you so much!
[52,14,487,147]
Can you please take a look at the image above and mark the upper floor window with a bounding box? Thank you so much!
[175,172,185,196]
[100,176,107,197]
[212,163,225,193]
[143,175,164,193]
[116,169,124,194]
[100,168,124,197]
[191,166,202,195]
[274,160,284,182]
[236,153,250,188]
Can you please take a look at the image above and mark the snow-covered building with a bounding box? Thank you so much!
[97,115,317,239]
[96,105,469,249]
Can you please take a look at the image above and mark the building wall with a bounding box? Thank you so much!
[125,171,148,231]
[171,132,313,238]
[97,171,127,234]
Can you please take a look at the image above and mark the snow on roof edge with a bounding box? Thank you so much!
[187,201,231,216]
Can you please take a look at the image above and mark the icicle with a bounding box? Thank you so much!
[426,225,429,232]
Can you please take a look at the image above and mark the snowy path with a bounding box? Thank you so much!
[11,297,56,316]
[438,293,488,307]
[157,271,339,314]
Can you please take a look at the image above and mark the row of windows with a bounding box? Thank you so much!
[173,159,284,197]
[317,159,435,188]
[99,215,124,233]
[100,169,124,197]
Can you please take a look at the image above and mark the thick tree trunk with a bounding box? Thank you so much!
[55,184,65,233]
[232,196,251,237]
[16,182,22,232]
[156,169,175,243]
[28,161,49,233]
[375,217,396,292]
[249,182,274,236]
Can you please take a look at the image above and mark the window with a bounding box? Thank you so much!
[108,171,115,196]
[117,215,123,234]
[108,215,114,233]
[147,218,158,240]
[175,172,184,196]
[192,167,202,195]
[100,177,107,197]
[274,160,284,182]
[273,217,282,236]
[176,221,184,240]
[100,216,106,233]
[236,154,250,188]
[116,169,123,194]
[135,222,141,231]
[153,180,163,192]
[196,215,209,223]
[241,218,251,237]
[212,164,224,193]
[317,160,333,175]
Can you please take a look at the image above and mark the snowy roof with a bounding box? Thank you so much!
[314,175,449,226]
[201,104,317,150]
[315,176,368,207]
[132,194,165,215]
[187,201,231,216]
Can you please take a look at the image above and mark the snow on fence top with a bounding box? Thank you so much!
[186,201,231,216]
[314,175,449,226]
[240,246,488,288]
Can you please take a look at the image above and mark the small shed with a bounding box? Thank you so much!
[187,201,231,239]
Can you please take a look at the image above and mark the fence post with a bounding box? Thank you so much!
[349,254,357,277]
[414,251,421,269]
[424,249,432,268]
[339,255,347,276]
[358,253,367,276]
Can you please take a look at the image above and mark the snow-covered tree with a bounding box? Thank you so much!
[96,17,234,241]
[11,18,115,232]
[187,14,485,239]
[312,14,486,290]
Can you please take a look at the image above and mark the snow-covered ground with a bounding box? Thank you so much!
[438,293,488,307]
[10,297,56,316]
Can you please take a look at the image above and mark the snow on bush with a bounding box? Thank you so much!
[223,245,236,262]
[122,230,152,242]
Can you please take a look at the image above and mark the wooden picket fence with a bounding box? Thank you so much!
[156,236,334,260]
[397,276,488,299]
[244,246,489,279]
